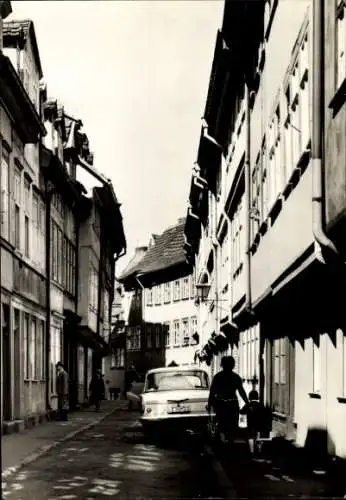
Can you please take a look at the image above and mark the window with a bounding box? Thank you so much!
[155,285,162,305]
[89,265,98,311]
[173,320,180,346]
[164,321,170,347]
[251,155,261,240]
[146,288,153,306]
[78,346,85,385]
[190,272,196,299]
[181,277,189,300]
[50,326,62,393]
[1,146,10,240]
[13,166,22,249]
[24,313,30,379]
[312,336,321,394]
[272,336,290,414]
[14,205,20,249]
[155,325,161,348]
[32,191,39,264]
[231,196,244,279]
[63,237,76,295]
[30,318,37,379]
[51,221,64,283]
[39,320,45,379]
[182,318,189,345]
[115,348,125,368]
[24,215,30,257]
[173,279,181,301]
[24,176,31,214]
[146,324,152,349]
[190,316,198,345]
[164,282,171,303]
[336,1,346,89]
[34,319,44,380]
[126,326,141,351]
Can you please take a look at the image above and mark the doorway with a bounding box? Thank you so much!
[2,304,11,421]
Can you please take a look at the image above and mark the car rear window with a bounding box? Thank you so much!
[144,370,209,392]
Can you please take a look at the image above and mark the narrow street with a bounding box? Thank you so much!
[2,409,227,500]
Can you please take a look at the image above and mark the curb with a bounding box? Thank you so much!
[204,444,237,499]
[2,404,127,481]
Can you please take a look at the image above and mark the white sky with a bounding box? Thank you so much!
[9,1,223,274]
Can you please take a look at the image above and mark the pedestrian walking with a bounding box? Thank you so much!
[89,369,105,411]
[207,355,249,444]
[125,363,138,410]
[56,362,69,421]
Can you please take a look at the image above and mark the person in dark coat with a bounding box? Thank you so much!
[56,362,69,421]
[89,369,105,411]
[207,356,249,442]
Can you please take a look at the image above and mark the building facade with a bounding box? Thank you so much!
[1,13,47,425]
[119,219,200,376]
[1,9,126,429]
[185,0,346,459]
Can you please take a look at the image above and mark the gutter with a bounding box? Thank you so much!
[96,215,105,365]
[244,82,253,313]
[311,0,339,263]
[45,181,55,411]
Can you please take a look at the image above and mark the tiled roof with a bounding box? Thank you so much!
[132,218,187,279]
[3,19,43,78]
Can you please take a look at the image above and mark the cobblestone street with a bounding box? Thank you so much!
[2,410,227,500]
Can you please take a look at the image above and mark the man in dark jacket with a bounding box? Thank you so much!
[89,369,105,411]
[56,362,69,421]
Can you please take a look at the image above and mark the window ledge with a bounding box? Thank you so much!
[329,78,346,117]
[337,396,346,404]
[308,392,321,399]
[269,195,283,226]
[259,219,268,236]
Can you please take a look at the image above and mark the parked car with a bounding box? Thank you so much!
[140,366,212,434]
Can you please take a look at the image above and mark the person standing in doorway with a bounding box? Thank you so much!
[89,369,105,411]
[56,362,69,421]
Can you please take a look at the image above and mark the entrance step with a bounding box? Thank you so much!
[2,420,25,435]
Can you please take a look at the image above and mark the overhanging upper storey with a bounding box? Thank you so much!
[94,183,126,258]
[196,126,222,195]
[221,0,265,84]
[0,53,46,143]
[203,29,231,140]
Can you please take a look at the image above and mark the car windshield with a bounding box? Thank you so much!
[144,370,209,392]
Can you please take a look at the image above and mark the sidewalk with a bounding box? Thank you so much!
[216,437,346,498]
[1,399,128,479]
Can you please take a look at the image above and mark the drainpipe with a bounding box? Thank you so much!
[45,180,54,411]
[311,0,339,263]
[244,82,252,312]
[95,214,105,372]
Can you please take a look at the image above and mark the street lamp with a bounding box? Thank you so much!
[195,283,211,302]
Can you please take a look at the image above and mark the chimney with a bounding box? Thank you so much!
[0,1,12,51]
[135,246,148,257]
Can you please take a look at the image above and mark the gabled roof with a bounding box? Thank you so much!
[3,19,43,78]
[127,218,187,281]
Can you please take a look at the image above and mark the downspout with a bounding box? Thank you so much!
[311,0,339,262]
[244,82,252,313]
[96,215,105,371]
[45,181,54,411]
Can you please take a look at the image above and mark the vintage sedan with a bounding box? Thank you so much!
[140,366,213,434]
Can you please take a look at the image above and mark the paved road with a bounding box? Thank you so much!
[2,410,226,500]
